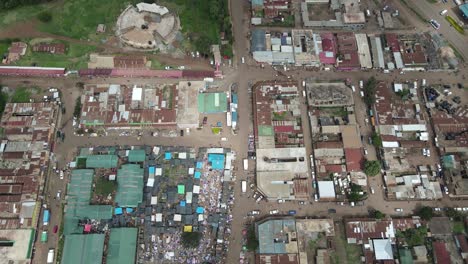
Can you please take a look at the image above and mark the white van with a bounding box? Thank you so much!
[360,91,365,97]
[47,249,55,264]
[440,9,448,16]
[241,57,245,64]
[241,181,247,193]
[243,159,248,171]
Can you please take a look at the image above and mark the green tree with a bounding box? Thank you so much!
[347,183,366,202]
[364,160,381,176]
[246,226,259,251]
[396,89,411,100]
[181,232,202,248]
[37,11,52,23]
[371,132,382,147]
[416,206,434,221]
[73,97,82,118]
[364,77,377,107]
[373,210,386,219]
[0,90,8,118]
[401,227,427,247]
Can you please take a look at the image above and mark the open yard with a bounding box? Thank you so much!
[38,0,139,39]
[13,41,96,69]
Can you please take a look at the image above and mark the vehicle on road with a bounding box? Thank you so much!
[203,116,207,125]
[422,148,427,156]
[299,201,306,205]
[59,170,64,180]
[256,195,263,203]
[360,91,364,97]
[53,225,58,233]
[41,231,48,243]
[278,199,284,203]
[351,85,356,92]
[434,208,442,211]
[248,210,260,216]
[359,80,364,89]
[241,57,245,64]
[328,208,337,213]
[395,208,403,212]
[243,159,248,171]
[314,194,319,202]
[440,9,448,16]
[426,149,431,157]
[288,210,297,215]
[370,187,375,194]
[241,181,247,193]
[47,249,55,264]
[430,19,440,29]
[364,149,368,155]
[269,209,279,215]
[43,209,50,226]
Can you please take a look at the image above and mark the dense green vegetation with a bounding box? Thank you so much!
[246,226,259,251]
[397,226,428,247]
[0,0,52,10]
[364,160,381,176]
[37,11,52,23]
[73,97,82,118]
[371,132,382,147]
[445,16,465,34]
[347,183,367,202]
[416,206,434,221]
[94,176,117,197]
[162,0,232,55]
[181,232,202,248]
[11,87,32,103]
[364,77,377,107]
[396,88,411,100]
[0,90,8,118]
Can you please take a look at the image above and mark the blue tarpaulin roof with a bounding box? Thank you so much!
[208,154,225,170]
[232,94,238,104]
[196,207,205,213]
[180,201,186,207]
[126,208,133,213]
[115,208,123,215]
[196,162,203,169]
[149,167,155,175]
[194,171,201,179]
[165,152,172,160]
[232,111,238,122]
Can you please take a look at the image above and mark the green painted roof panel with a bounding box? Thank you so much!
[62,234,105,264]
[106,228,138,264]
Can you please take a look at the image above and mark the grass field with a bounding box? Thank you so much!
[0,42,9,57]
[38,0,138,39]
[0,2,52,28]
[14,41,96,69]
[94,176,117,197]
[11,87,33,103]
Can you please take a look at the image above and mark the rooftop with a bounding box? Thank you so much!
[106,228,138,264]
[62,234,105,264]
[257,218,298,254]
[0,229,34,264]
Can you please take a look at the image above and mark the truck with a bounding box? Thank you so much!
[41,231,48,243]
[241,181,247,193]
[43,209,50,226]
[47,249,55,264]
[243,159,248,171]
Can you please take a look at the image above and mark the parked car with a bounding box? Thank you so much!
[203,116,208,125]
[269,209,279,215]
[278,199,285,203]
[288,210,297,215]
[395,208,403,212]
[53,225,58,233]
[56,190,61,199]
[359,80,364,89]
[299,201,306,205]
[59,170,64,180]
[440,9,448,15]
[351,85,356,92]
[256,195,263,203]
[433,208,442,212]
[248,210,260,216]
[430,19,440,29]
[328,208,337,213]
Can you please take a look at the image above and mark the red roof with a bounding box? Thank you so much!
[0,66,65,77]
[274,125,294,133]
[433,242,450,264]
[325,164,345,173]
[456,234,468,253]
[385,33,400,52]
[344,148,364,171]
[319,33,337,64]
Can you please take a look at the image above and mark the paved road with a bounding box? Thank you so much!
[407,0,468,61]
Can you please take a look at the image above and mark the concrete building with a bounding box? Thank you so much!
[0,229,35,263]
[355,34,372,69]
[306,82,354,107]
[292,29,321,67]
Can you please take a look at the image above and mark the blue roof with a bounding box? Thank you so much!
[165,152,172,160]
[208,154,225,170]
[460,4,468,16]
[115,208,123,215]
[194,171,201,179]
[258,219,296,254]
[180,201,186,207]
[149,167,155,175]
[252,0,264,7]
[196,207,205,213]
[232,94,238,104]
[126,208,133,213]
[251,29,266,52]
[232,111,238,122]
[196,161,203,169]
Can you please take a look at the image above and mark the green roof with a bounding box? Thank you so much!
[115,164,144,207]
[86,155,118,168]
[197,93,228,113]
[399,248,414,264]
[258,125,274,136]
[128,149,146,162]
[62,234,105,264]
[64,170,112,235]
[178,184,185,194]
[106,228,138,264]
